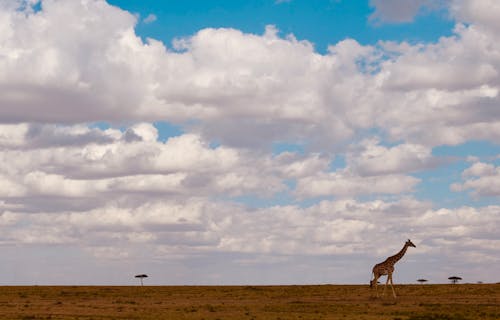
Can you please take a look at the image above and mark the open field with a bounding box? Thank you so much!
[0,284,498,320]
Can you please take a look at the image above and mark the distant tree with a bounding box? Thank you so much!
[135,274,148,286]
[417,279,428,284]
[448,276,462,284]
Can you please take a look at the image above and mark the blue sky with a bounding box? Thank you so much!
[110,0,454,53]
[109,0,454,50]
[0,0,499,285]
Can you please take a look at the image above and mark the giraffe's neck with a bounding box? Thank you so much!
[386,244,409,265]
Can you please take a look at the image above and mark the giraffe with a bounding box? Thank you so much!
[370,239,416,298]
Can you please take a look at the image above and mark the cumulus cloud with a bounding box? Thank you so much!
[295,170,419,199]
[1,195,498,282]
[1,195,492,255]
[451,0,500,30]
[374,25,500,146]
[0,0,499,284]
[0,124,293,203]
[6,120,495,283]
[2,3,138,123]
[369,0,448,23]
[346,139,438,176]
[451,161,500,197]
[1,0,499,151]
[0,1,373,148]
[0,123,422,214]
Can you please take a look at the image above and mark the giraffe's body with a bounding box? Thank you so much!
[370,239,416,298]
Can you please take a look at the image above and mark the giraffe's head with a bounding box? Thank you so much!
[406,239,416,248]
[370,278,380,288]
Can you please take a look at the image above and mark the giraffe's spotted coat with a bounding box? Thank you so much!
[370,239,416,297]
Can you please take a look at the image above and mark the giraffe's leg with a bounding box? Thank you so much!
[374,275,380,297]
[389,274,396,298]
[383,275,389,296]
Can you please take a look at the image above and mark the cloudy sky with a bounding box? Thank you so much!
[0,0,499,285]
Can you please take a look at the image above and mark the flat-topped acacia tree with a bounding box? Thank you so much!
[448,276,462,284]
[135,274,148,286]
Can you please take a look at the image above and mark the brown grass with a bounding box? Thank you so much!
[0,284,498,319]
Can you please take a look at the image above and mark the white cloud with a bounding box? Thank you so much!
[347,139,436,176]
[274,152,329,178]
[0,0,499,284]
[0,124,284,201]
[369,0,448,23]
[1,196,498,282]
[1,123,424,210]
[462,162,496,177]
[295,170,419,199]
[373,24,500,146]
[0,2,373,148]
[1,0,499,151]
[142,13,156,24]
[124,123,158,142]
[0,123,29,147]
[0,0,149,122]
[451,161,500,197]
[451,0,500,30]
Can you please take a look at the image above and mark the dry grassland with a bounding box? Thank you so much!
[0,284,498,319]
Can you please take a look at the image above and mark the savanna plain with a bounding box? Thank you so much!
[0,284,498,320]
